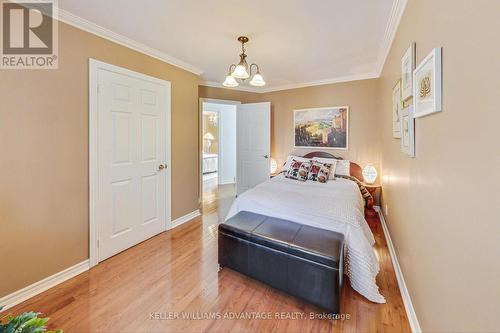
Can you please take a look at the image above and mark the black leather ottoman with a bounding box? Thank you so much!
[218,211,344,313]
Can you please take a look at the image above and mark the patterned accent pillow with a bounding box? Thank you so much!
[312,157,338,180]
[307,161,333,183]
[282,155,310,174]
[286,159,311,181]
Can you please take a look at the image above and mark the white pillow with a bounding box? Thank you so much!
[282,155,310,173]
[335,160,351,176]
[311,157,338,179]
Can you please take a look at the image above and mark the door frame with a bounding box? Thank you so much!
[89,59,172,267]
[198,98,240,209]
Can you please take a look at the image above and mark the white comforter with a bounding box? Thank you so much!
[226,175,385,303]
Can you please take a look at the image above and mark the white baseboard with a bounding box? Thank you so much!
[374,206,421,333]
[0,260,90,311]
[171,209,201,229]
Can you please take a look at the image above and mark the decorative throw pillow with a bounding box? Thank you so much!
[312,157,338,179]
[286,159,311,181]
[282,155,310,174]
[335,160,351,176]
[307,161,333,183]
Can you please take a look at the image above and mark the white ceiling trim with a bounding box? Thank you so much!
[375,0,408,75]
[57,9,204,75]
[260,72,379,93]
[201,72,378,94]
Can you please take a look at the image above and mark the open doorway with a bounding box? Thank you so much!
[200,99,239,218]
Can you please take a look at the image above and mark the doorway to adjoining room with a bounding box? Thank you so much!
[201,101,238,219]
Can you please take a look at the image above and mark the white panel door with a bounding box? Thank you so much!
[96,67,170,262]
[236,102,271,195]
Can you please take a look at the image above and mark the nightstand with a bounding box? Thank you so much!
[362,182,381,220]
[361,182,381,207]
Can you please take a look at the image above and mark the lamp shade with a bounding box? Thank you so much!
[232,64,250,79]
[222,75,238,87]
[270,158,278,174]
[362,165,378,184]
[203,132,215,141]
[250,73,266,86]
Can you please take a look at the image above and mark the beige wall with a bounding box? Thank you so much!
[262,80,380,170]
[377,0,500,332]
[200,80,380,172]
[0,22,200,296]
[199,85,261,104]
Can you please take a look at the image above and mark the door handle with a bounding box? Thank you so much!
[263,155,269,159]
[158,164,167,171]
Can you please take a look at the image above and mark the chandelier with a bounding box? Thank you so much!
[222,36,266,88]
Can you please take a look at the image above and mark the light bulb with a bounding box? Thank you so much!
[222,75,239,87]
[232,64,250,79]
[250,73,266,86]
[362,165,378,184]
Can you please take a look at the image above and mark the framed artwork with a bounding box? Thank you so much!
[413,47,442,118]
[400,105,415,157]
[294,106,348,150]
[401,43,416,100]
[392,80,402,138]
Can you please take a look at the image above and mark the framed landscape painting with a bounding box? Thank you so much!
[294,106,348,150]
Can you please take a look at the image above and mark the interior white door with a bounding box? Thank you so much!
[96,65,170,262]
[218,105,237,184]
[236,102,271,195]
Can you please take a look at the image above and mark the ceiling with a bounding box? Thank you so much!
[58,0,405,92]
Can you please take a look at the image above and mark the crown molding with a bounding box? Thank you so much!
[201,71,378,94]
[259,72,379,93]
[375,0,408,75]
[57,9,204,75]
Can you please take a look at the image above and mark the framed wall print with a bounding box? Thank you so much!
[392,80,402,138]
[413,47,442,118]
[294,106,348,149]
[401,43,416,100]
[400,105,415,157]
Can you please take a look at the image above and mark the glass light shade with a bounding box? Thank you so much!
[362,165,378,184]
[250,73,266,86]
[232,64,250,79]
[203,132,215,141]
[270,158,278,174]
[222,75,238,87]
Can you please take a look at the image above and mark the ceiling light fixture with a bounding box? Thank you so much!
[222,36,266,88]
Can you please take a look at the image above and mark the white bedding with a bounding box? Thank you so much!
[226,174,385,303]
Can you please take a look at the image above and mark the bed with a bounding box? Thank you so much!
[225,152,385,303]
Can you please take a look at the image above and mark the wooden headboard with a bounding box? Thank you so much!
[302,151,363,182]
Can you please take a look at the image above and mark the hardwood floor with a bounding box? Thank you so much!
[1,180,411,332]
